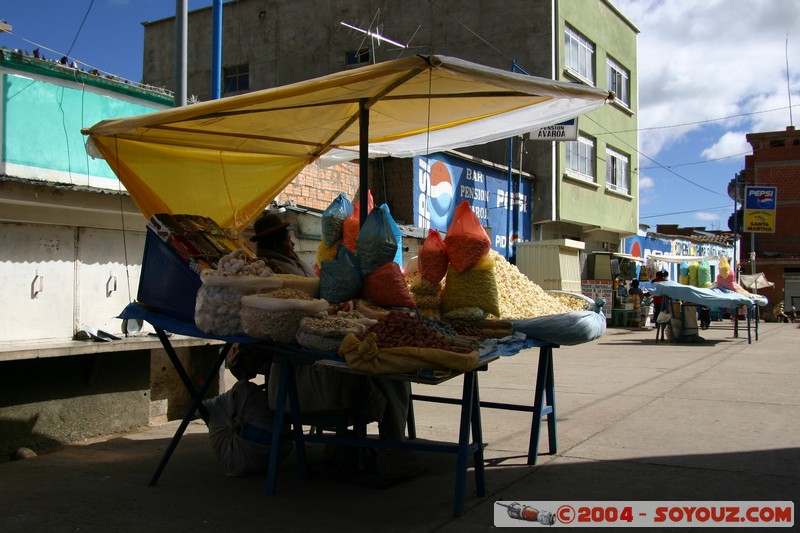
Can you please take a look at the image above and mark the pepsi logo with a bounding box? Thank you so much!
[747,189,775,209]
[757,193,774,208]
[429,160,454,229]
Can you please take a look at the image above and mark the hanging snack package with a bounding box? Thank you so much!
[445,200,491,273]
[360,261,416,309]
[342,190,374,252]
[679,260,690,285]
[355,204,398,277]
[440,254,500,318]
[320,244,362,304]
[418,229,448,284]
[697,258,712,288]
[688,262,699,287]
[718,255,731,280]
[321,193,353,247]
[315,238,339,268]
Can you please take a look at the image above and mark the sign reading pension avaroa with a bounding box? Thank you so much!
[529,118,578,141]
[743,185,777,233]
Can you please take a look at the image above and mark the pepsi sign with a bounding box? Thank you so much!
[744,186,777,233]
[413,153,531,256]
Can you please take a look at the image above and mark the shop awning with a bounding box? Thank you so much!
[612,253,645,263]
[738,272,774,290]
[83,54,612,230]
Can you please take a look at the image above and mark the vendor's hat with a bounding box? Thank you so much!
[249,213,290,241]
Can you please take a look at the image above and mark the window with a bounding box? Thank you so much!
[566,134,596,181]
[223,65,249,93]
[607,57,630,107]
[606,148,630,194]
[345,48,370,67]
[564,25,595,84]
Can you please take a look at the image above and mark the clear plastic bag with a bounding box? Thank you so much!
[194,272,282,336]
[321,193,353,246]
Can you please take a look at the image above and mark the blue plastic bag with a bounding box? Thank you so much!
[321,193,353,247]
[511,311,606,346]
[355,204,398,276]
[380,203,403,267]
[320,244,362,304]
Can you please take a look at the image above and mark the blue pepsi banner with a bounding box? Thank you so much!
[412,153,531,257]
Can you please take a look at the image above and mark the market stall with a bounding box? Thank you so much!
[82,55,613,516]
[649,281,767,344]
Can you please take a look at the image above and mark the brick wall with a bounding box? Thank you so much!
[275,160,360,212]
[741,128,800,309]
[275,158,416,225]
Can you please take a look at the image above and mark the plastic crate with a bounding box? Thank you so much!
[137,228,202,322]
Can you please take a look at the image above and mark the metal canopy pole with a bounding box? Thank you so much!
[359,100,369,228]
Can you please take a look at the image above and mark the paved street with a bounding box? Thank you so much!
[2,321,797,531]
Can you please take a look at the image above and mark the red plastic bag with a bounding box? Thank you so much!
[360,262,416,309]
[445,201,491,273]
[342,191,374,252]
[418,229,448,284]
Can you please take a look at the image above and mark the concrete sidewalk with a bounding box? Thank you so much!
[2,321,798,531]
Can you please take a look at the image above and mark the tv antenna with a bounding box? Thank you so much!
[340,20,409,49]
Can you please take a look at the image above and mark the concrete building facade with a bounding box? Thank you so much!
[740,126,800,315]
[141,0,639,256]
[0,50,222,458]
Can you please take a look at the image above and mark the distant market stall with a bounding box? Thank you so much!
[649,281,767,344]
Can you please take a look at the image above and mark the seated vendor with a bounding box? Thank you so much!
[248,212,423,478]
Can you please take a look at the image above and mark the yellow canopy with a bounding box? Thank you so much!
[83,55,612,230]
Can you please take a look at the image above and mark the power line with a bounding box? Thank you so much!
[641,205,732,219]
[605,104,800,134]
[66,0,96,58]
[640,151,750,170]
[427,0,513,63]
[585,115,728,197]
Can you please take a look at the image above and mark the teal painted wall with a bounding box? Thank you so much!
[2,72,166,182]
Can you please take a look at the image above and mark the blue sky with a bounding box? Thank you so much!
[2,0,799,231]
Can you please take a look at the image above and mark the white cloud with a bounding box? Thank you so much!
[701,131,750,160]
[694,211,721,222]
[638,175,655,189]
[692,210,724,229]
[613,0,800,158]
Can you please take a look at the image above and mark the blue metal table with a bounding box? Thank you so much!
[120,303,559,517]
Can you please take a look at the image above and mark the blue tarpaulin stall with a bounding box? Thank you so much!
[649,281,766,344]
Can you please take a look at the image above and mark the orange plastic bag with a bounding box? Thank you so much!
[418,229,448,284]
[342,191,374,252]
[360,262,416,309]
[445,200,491,273]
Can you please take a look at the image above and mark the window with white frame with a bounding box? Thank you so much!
[607,57,630,107]
[564,25,595,84]
[606,147,630,194]
[566,134,596,181]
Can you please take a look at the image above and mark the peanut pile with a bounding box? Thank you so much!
[363,311,472,353]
